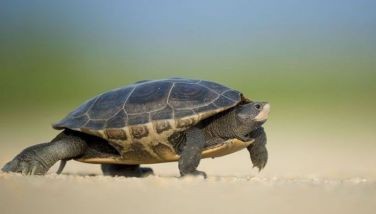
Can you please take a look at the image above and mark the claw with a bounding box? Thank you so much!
[196,171,207,179]
[21,168,28,175]
[254,164,263,172]
[31,166,37,175]
[2,161,15,172]
[181,170,207,179]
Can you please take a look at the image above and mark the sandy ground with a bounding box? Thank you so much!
[1,123,376,214]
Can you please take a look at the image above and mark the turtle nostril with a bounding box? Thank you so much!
[255,104,261,110]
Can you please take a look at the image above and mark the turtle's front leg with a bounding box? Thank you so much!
[247,127,268,171]
[178,127,206,178]
[2,130,87,175]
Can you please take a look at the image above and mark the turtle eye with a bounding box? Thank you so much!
[255,103,261,110]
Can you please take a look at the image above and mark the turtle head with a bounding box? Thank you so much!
[234,101,270,139]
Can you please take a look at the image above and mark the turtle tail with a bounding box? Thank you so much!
[56,159,67,174]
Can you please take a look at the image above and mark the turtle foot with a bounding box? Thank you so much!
[181,170,207,179]
[2,150,49,175]
[249,144,268,171]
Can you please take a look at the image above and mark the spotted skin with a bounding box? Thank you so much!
[53,78,244,163]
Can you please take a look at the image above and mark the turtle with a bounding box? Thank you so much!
[2,78,270,177]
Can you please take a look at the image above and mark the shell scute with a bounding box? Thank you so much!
[213,96,236,108]
[130,125,149,139]
[168,82,218,109]
[222,90,241,101]
[106,110,127,128]
[174,109,195,118]
[88,87,132,120]
[53,115,89,130]
[153,120,172,134]
[150,106,173,120]
[125,81,172,114]
[127,113,150,126]
[85,120,106,130]
[105,128,128,141]
[198,80,229,93]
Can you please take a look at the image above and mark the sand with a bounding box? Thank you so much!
[1,126,376,214]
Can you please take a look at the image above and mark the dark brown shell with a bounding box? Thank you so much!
[53,78,244,139]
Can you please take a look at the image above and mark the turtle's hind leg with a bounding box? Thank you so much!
[101,164,153,177]
[2,130,88,175]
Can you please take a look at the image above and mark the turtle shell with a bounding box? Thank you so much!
[53,78,247,164]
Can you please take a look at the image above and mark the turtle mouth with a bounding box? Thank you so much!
[254,103,270,122]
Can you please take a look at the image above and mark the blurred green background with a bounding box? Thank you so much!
[0,0,375,145]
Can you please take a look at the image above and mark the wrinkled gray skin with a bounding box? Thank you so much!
[2,102,269,178]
